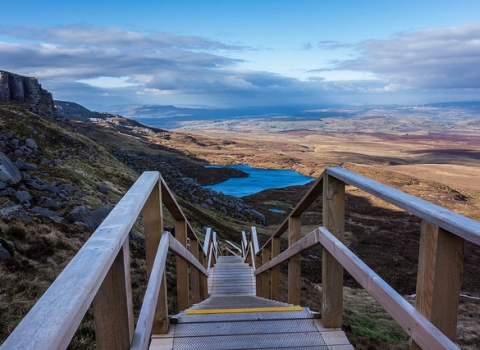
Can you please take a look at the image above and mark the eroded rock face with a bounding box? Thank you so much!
[0,70,55,116]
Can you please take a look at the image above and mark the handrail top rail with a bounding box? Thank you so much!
[327,166,480,245]
[1,171,161,349]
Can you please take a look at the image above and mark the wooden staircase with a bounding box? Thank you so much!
[3,167,478,349]
[150,256,352,349]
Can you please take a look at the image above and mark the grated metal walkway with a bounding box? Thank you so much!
[150,256,352,349]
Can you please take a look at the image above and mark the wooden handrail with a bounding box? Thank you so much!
[251,166,480,348]
[1,171,216,350]
[1,172,160,349]
[168,234,209,276]
[131,231,170,350]
[326,167,480,245]
[255,226,458,349]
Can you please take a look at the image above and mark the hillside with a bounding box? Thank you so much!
[1,71,479,348]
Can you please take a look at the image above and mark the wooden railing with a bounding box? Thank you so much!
[248,166,480,350]
[1,171,219,350]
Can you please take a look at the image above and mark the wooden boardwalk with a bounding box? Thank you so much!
[150,256,352,349]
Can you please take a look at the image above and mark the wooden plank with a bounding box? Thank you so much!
[268,175,324,243]
[168,235,208,277]
[159,177,198,241]
[123,239,135,341]
[322,174,344,328]
[327,166,480,245]
[143,179,167,335]
[1,171,159,350]
[251,227,260,254]
[271,237,280,300]
[203,227,211,256]
[255,253,262,296]
[131,232,169,350]
[93,244,132,350]
[175,219,189,312]
[288,216,302,305]
[189,239,201,305]
[414,221,464,348]
[198,249,208,300]
[255,229,321,276]
[149,336,173,350]
[261,247,270,299]
[318,226,458,349]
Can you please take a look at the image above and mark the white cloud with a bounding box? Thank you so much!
[336,23,480,90]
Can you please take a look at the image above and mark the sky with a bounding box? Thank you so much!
[1,0,480,110]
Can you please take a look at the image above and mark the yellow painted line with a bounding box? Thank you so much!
[186,306,303,314]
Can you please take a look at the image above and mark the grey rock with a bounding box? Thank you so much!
[0,205,32,221]
[90,205,114,228]
[97,183,109,194]
[0,181,5,190]
[25,138,38,149]
[64,205,113,229]
[58,184,76,194]
[205,198,214,207]
[129,231,145,244]
[25,180,47,191]
[12,139,19,147]
[15,190,32,204]
[0,152,21,184]
[0,244,11,261]
[64,206,94,228]
[31,206,62,220]
[37,196,62,209]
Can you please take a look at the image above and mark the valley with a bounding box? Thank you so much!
[1,83,480,348]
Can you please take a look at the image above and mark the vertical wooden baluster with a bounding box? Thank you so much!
[144,179,169,334]
[262,247,270,299]
[190,239,201,305]
[413,221,464,349]
[93,242,132,350]
[199,248,208,300]
[322,174,345,328]
[271,237,280,300]
[288,216,301,305]
[176,219,189,312]
[255,253,262,296]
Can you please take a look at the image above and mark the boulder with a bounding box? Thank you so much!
[0,243,11,261]
[0,152,21,184]
[31,206,62,220]
[58,184,76,195]
[97,183,109,194]
[15,190,32,204]
[25,138,38,149]
[0,205,32,221]
[64,205,113,229]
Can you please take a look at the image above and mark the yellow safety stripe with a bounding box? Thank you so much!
[186,306,303,314]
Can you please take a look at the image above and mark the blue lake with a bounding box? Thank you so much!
[203,164,315,197]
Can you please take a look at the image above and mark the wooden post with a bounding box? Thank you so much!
[93,243,132,350]
[175,219,189,312]
[255,253,262,296]
[262,247,270,299]
[199,250,208,300]
[122,240,134,341]
[189,239,201,305]
[271,237,280,300]
[143,180,169,333]
[322,174,345,328]
[413,221,465,349]
[288,216,301,305]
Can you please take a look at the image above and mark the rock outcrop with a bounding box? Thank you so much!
[0,70,55,116]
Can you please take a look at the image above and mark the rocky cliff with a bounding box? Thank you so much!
[0,70,55,116]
